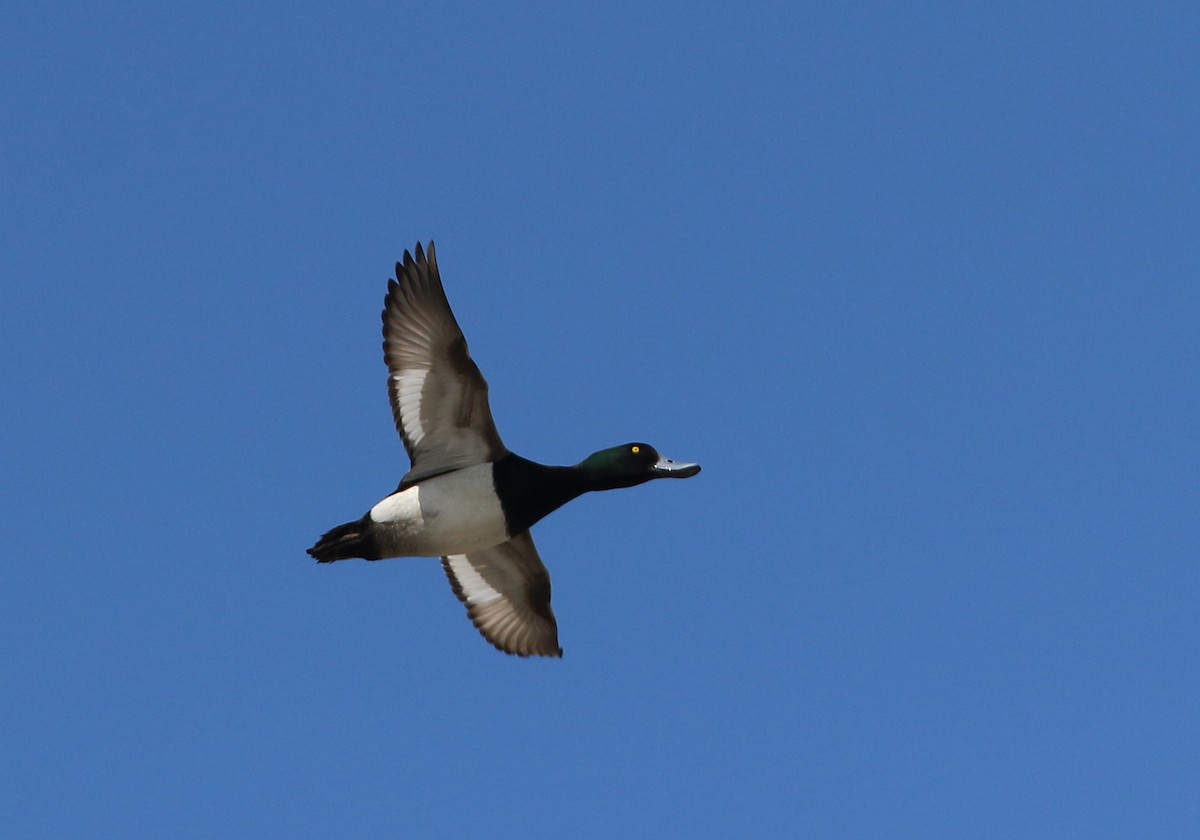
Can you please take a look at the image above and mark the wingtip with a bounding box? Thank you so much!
[491,639,564,659]
[394,242,437,279]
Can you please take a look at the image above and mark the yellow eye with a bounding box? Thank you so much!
[631,446,640,454]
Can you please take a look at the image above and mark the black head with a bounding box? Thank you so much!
[578,443,701,491]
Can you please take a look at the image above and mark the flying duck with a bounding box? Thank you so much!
[307,242,700,657]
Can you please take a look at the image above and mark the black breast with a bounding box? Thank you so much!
[491,453,588,535]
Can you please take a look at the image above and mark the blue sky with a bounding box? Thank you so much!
[2,2,1197,837]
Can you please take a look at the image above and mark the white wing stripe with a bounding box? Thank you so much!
[393,368,428,445]
[446,555,502,605]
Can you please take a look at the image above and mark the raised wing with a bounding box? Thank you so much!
[441,531,562,657]
[383,242,507,487]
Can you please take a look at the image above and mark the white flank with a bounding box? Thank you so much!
[367,463,507,557]
[368,485,424,526]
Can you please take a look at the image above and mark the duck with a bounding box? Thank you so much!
[307,242,700,657]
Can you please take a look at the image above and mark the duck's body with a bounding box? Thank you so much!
[370,462,510,558]
[308,243,700,657]
[310,455,585,561]
[313,464,508,561]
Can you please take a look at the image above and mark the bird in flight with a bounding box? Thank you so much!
[308,243,700,656]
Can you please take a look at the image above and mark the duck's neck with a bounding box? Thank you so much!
[493,452,592,534]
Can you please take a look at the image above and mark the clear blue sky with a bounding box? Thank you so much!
[2,2,1196,837]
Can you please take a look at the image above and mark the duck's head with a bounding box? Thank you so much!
[578,443,701,490]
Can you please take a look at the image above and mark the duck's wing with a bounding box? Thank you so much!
[441,531,562,657]
[383,242,507,487]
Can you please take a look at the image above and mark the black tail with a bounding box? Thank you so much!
[307,516,376,563]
